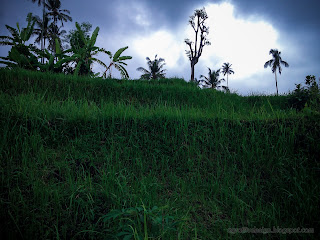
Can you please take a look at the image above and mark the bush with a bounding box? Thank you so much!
[288,75,320,111]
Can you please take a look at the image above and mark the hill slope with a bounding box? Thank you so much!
[0,69,319,239]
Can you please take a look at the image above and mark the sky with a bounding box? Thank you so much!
[1,0,319,95]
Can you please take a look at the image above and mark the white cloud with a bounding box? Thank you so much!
[128,2,283,94]
[132,30,186,69]
[199,2,280,80]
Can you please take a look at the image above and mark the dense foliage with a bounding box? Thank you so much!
[288,75,320,112]
[0,2,131,79]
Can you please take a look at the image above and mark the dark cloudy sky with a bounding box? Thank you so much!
[1,0,319,95]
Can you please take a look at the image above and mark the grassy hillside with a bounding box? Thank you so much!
[0,69,319,239]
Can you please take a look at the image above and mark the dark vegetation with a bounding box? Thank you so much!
[0,68,319,239]
[0,1,319,239]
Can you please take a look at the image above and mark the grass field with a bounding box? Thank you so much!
[0,69,319,239]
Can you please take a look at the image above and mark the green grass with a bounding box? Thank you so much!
[0,68,319,239]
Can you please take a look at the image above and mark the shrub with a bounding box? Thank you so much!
[288,75,320,111]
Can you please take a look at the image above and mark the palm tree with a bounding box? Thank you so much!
[45,0,72,27]
[199,68,225,89]
[103,46,132,78]
[221,62,234,88]
[264,49,289,95]
[47,22,66,54]
[29,0,47,63]
[31,14,51,50]
[136,55,166,80]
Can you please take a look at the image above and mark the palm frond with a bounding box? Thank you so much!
[199,75,208,81]
[0,41,14,46]
[136,67,150,74]
[264,60,273,68]
[0,36,14,41]
[281,60,289,68]
[140,73,151,80]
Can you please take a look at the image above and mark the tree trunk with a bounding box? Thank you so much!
[41,4,45,64]
[190,58,198,82]
[275,71,278,95]
[191,63,195,82]
[227,74,229,88]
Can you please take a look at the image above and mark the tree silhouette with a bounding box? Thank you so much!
[31,14,51,51]
[185,8,211,82]
[199,68,225,89]
[47,23,66,53]
[29,0,47,63]
[264,49,289,95]
[221,62,234,88]
[45,0,72,27]
[64,22,92,50]
[136,55,166,80]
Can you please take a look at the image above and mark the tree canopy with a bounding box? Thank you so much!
[137,55,166,80]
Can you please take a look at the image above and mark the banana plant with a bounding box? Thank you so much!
[103,46,132,78]
[0,13,39,70]
[0,13,35,46]
[34,38,65,72]
[55,22,108,76]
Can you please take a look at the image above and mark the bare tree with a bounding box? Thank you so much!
[185,8,211,82]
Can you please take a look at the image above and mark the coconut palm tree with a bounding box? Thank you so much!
[137,55,166,80]
[47,22,66,54]
[221,62,234,88]
[264,49,289,95]
[199,68,225,89]
[29,0,48,63]
[45,0,72,27]
[103,46,132,78]
[31,14,51,50]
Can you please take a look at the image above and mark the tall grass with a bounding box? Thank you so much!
[0,69,319,239]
